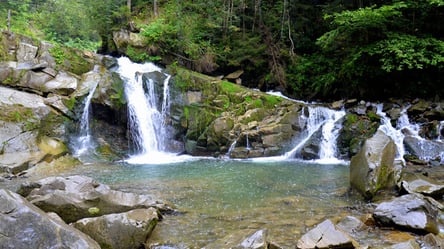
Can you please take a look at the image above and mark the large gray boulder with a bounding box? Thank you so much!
[0,188,100,249]
[404,135,444,163]
[350,130,398,199]
[18,175,171,223]
[373,194,441,234]
[296,219,357,249]
[72,208,160,249]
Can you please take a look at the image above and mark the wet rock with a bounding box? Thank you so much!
[399,172,444,198]
[203,229,268,249]
[404,136,444,163]
[421,233,444,248]
[373,194,441,234]
[72,208,160,249]
[336,216,366,235]
[296,219,357,249]
[18,175,172,223]
[350,130,398,199]
[0,188,100,249]
[389,239,420,249]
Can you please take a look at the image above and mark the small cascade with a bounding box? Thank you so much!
[226,140,238,157]
[318,109,346,161]
[376,104,407,161]
[117,57,176,163]
[73,82,98,156]
[285,106,345,162]
[438,121,444,141]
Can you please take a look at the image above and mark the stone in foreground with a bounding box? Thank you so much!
[0,188,100,249]
[18,175,171,223]
[373,194,440,234]
[72,208,160,249]
[297,219,357,249]
[350,130,398,199]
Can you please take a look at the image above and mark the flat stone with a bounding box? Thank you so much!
[297,219,357,249]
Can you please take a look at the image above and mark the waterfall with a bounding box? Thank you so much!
[285,106,345,163]
[376,104,406,161]
[73,82,98,157]
[318,109,346,162]
[117,57,178,163]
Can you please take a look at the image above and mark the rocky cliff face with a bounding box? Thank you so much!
[0,31,127,174]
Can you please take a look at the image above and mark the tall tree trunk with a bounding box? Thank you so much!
[153,0,158,17]
[7,9,11,32]
[127,0,131,14]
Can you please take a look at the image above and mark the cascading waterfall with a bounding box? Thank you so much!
[117,57,177,163]
[73,81,98,157]
[376,104,407,161]
[285,106,345,162]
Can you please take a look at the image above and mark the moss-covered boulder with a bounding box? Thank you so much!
[350,130,398,200]
[170,67,305,158]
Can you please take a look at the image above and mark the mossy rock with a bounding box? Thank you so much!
[337,113,379,158]
[49,44,93,75]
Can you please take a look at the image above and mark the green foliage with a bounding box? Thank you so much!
[49,44,93,75]
[368,33,444,72]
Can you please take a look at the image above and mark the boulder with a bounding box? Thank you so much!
[399,172,444,198]
[0,188,100,249]
[373,194,441,234]
[18,175,171,223]
[404,135,444,163]
[0,152,45,174]
[350,130,398,199]
[203,229,268,249]
[72,208,160,249]
[296,219,357,249]
[42,71,78,95]
[16,42,38,63]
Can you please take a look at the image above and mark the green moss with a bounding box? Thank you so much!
[262,95,282,107]
[367,111,381,122]
[38,112,66,140]
[109,73,126,108]
[220,81,243,94]
[63,97,77,111]
[49,44,93,75]
[1,105,39,131]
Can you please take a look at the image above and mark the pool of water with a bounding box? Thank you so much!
[64,158,361,248]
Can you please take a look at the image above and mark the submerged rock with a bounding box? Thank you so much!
[203,229,269,249]
[0,188,100,249]
[350,130,398,199]
[296,219,357,249]
[373,194,441,234]
[72,208,160,249]
[18,175,172,223]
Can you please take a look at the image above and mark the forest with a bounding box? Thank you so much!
[1,0,443,101]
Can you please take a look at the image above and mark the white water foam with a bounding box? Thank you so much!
[285,106,345,163]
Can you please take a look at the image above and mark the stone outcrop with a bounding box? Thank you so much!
[373,194,441,234]
[0,188,100,249]
[18,175,172,223]
[72,208,160,249]
[350,130,398,199]
[296,219,358,249]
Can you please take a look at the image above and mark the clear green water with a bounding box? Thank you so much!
[69,158,360,248]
